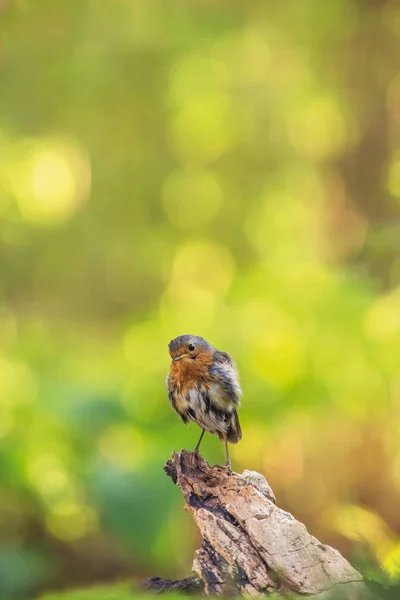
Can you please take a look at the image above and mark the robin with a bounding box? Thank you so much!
[167,334,242,469]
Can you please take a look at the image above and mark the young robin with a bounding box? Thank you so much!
[166,334,242,468]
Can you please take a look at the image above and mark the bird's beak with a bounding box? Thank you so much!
[173,353,188,362]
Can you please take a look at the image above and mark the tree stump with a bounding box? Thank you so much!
[157,450,369,598]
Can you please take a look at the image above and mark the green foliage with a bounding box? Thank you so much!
[39,583,134,600]
[36,581,400,600]
[1,0,400,597]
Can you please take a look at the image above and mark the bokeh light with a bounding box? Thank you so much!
[6,137,91,225]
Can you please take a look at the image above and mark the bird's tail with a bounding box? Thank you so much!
[218,409,242,444]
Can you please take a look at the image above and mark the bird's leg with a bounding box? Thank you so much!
[194,429,205,456]
[224,434,231,470]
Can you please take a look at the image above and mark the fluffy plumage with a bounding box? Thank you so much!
[167,334,242,467]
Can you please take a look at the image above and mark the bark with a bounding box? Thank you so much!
[161,450,370,598]
[144,575,204,595]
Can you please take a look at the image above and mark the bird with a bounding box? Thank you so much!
[166,334,242,469]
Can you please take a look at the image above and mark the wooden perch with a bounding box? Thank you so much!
[150,450,369,598]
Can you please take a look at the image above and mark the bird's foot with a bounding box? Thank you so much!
[192,448,202,465]
[213,462,232,473]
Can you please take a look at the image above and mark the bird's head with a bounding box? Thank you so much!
[168,334,214,363]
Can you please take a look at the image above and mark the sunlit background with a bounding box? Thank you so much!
[1,0,400,598]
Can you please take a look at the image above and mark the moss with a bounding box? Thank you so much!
[38,583,133,600]
[38,583,190,600]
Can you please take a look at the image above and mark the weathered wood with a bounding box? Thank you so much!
[143,575,203,595]
[164,450,369,598]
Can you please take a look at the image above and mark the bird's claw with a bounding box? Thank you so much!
[213,463,232,473]
[192,448,202,464]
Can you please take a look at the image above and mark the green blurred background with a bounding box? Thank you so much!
[1,0,400,597]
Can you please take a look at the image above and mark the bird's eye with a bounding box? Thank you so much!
[188,343,195,352]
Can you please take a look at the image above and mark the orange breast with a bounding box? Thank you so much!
[169,351,214,389]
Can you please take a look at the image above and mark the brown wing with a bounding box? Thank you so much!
[217,409,242,443]
[213,350,234,365]
[211,350,241,406]
[228,409,242,443]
